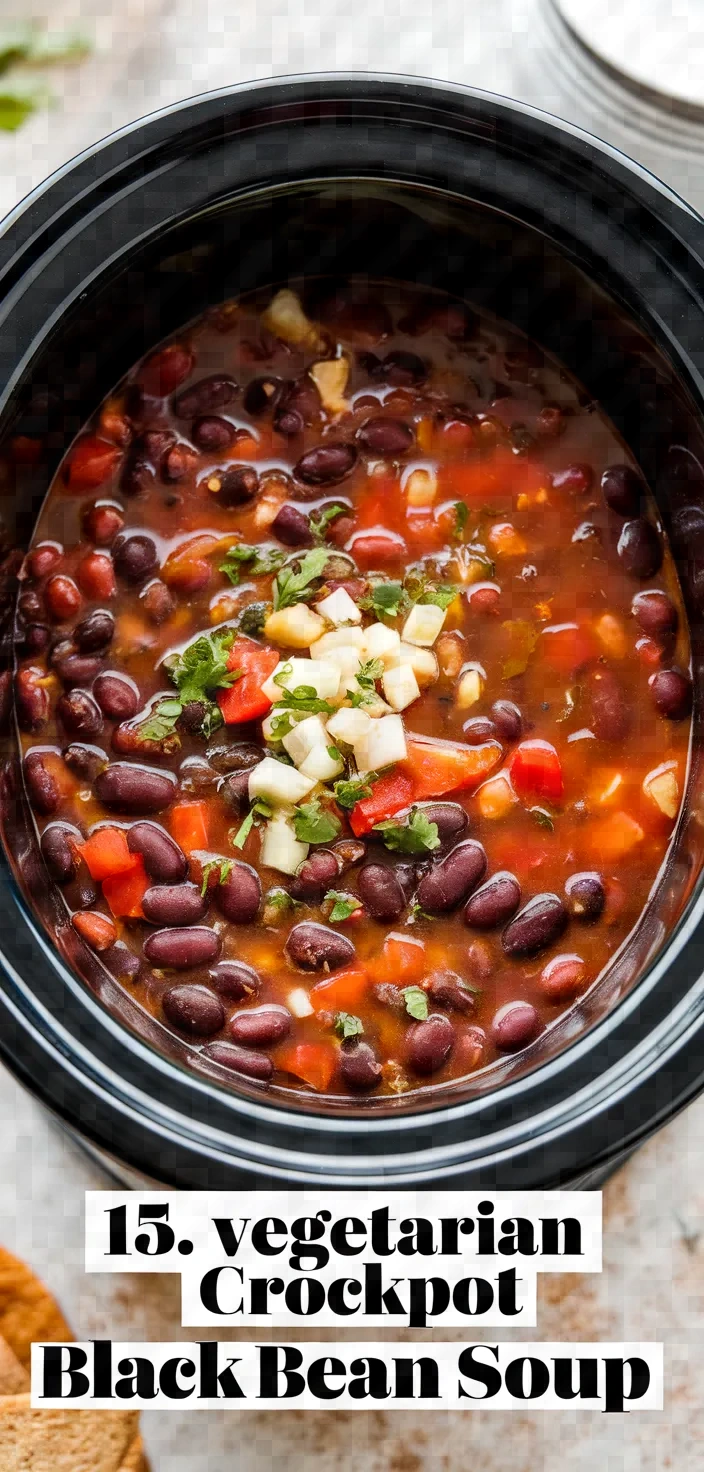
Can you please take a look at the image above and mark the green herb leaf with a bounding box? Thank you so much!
[327,745,342,762]
[403,986,429,1021]
[231,798,272,850]
[138,698,184,744]
[293,799,341,845]
[374,806,441,855]
[309,504,346,544]
[333,773,380,809]
[200,858,233,896]
[410,901,434,922]
[272,667,337,717]
[238,602,269,637]
[356,656,384,689]
[530,806,555,831]
[273,547,329,611]
[0,87,39,131]
[325,891,362,923]
[219,543,286,586]
[166,628,238,704]
[360,580,405,620]
[453,502,469,541]
[334,1011,364,1039]
[265,888,297,915]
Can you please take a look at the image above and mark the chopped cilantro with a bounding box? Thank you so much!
[453,502,469,541]
[410,901,434,922]
[325,891,362,922]
[360,580,405,620]
[403,986,429,1021]
[530,806,555,831]
[333,773,380,809]
[272,665,336,717]
[138,698,184,744]
[264,888,297,916]
[309,504,346,544]
[356,657,384,689]
[334,1011,364,1039]
[327,745,342,762]
[141,628,239,742]
[374,806,441,855]
[231,798,272,850]
[200,859,233,897]
[293,799,341,845]
[273,547,329,611]
[219,543,285,586]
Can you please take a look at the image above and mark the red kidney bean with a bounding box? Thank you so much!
[285,921,356,971]
[209,960,260,1001]
[23,751,60,815]
[632,589,678,638]
[18,590,44,623]
[142,882,207,926]
[380,350,427,385]
[121,457,155,497]
[491,700,523,743]
[145,927,221,970]
[212,465,259,508]
[535,404,565,438]
[417,840,487,913]
[539,953,586,1001]
[206,740,262,775]
[41,822,80,882]
[15,668,49,732]
[491,1001,542,1052]
[357,863,407,921]
[45,575,81,621]
[53,650,103,687]
[601,463,644,516]
[73,609,115,653]
[192,415,236,452]
[83,501,124,545]
[93,673,140,720]
[339,1040,382,1092]
[502,893,568,956]
[230,1004,291,1047]
[466,582,501,615]
[128,821,187,882]
[161,443,198,483]
[95,762,177,811]
[426,969,477,1013]
[201,1041,273,1081]
[140,343,195,397]
[466,937,495,981]
[357,416,414,456]
[113,533,158,584]
[649,668,692,719]
[333,838,367,873]
[77,551,116,601]
[64,870,98,910]
[274,377,322,436]
[173,374,237,418]
[405,1014,455,1075]
[103,941,143,984]
[565,872,605,921]
[465,871,521,929]
[220,770,253,815]
[243,376,283,417]
[23,624,50,655]
[551,463,593,494]
[162,983,225,1036]
[271,504,313,547]
[462,716,498,745]
[27,543,61,579]
[63,743,108,781]
[141,579,176,625]
[415,802,469,848]
[587,666,631,741]
[617,519,662,578]
[289,849,340,901]
[294,443,357,487]
[214,862,261,924]
[57,689,103,738]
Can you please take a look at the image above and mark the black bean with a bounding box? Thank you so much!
[601,463,644,516]
[414,803,469,848]
[145,927,221,970]
[333,838,367,873]
[141,579,176,625]
[462,716,498,745]
[285,921,356,971]
[565,872,605,921]
[134,429,175,463]
[192,415,236,452]
[230,1004,291,1047]
[426,970,476,1013]
[339,1039,382,1092]
[271,504,313,548]
[587,666,631,741]
[93,673,140,721]
[209,960,260,1001]
[15,669,49,732]
[57,689,103,738]
[632,589,678,638]
[502,893,567,957]
[41,822,80,883]
[142,882,207,926]
[23,623,50,655]
[649,668,692,720]
[617,519,662,578]
[206,740,262,774]
[53,651,103,687]
[63,871,98,910]
[220,770,254,815]
[23,751,60,815]
[95,762,177,811]
[492,1001,542,1052]
[289,849,340,901]
[74,609,115,652]
[357,417,414,456]
[128,821,188,882]
[214,862,261,924]
[173,375,237,419]
[381,349,428,385]
[18,590,44,622]
[212,465,259,507]
[244,376,283,417]
[294,443,357,487]
[417,840,487,913]
[491,700,523,744]
[465,871,521,929]
[406,1014,455,1075]
[113,533,158,584]
[162,982,225,1036]
[161,443,197,483]
[121,458,154,498]
[63,743,108,781]
[355,863,404,920]
[103,941,142,984]
[201,1040,273,1081]
[274,377,321,436]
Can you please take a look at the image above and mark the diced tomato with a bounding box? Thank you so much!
[217,638,279,725]
[309,966,369,1014]
[276,1041,338,1092]
[403,734,502,800]
[349,771,415,836]
[509,740,564,804]
[540,623,597,675]
[368,933,426,985]
[62,435,123,492]
[71,911,117,951]
[102,855,149,918]
[170,802,209,855]
[77,827,135,881]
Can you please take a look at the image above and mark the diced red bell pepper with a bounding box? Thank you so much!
[403,734,502,800]
[169,802,209,855]
[217,638,279,725]
[349,771,415,836]
[77,827,135,881]
[309,966,369,1014]
[368,933,427,985]
[102,855,149,918]
[509,739,564,804]
[62,435,123,492]
[540,623,597,675]
[276,1041,338,1092]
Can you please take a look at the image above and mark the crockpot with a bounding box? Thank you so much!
[0,73,703,1191]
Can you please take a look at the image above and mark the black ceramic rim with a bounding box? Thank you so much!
[1,72,704,1189]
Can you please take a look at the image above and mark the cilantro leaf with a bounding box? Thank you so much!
[374,806,441,855]
[325,891,362,922]
[200,858,233,897]
[333,773,380,809]
[219,543,285,586]
[293,800,341,845]
[356,657,384,689]
[152,627,238,740]
[309,504,346,544]
[453,502,469,542]
[272,666,336,717]
[403,986,429,1021]
[264,888,297,916]
[405,573,459,611]
[231,798,272,850]
[410,901,434,922]
[530,806,555,831]
[273,548,330,611]
[360,580,405,620]
[138,698,184,744]
[334,1011,364,1039]
[327,744,341,761]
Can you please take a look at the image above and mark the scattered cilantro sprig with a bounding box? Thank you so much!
[200,859,233,896]
[309,504,346,544]
[373,806,441,855]
[219,543,285,586]
[334,1012,364,1039]
[333,773,380,810]
[403,986,429,1021]
[452,502,469,542]
[231,798,273,850]
[325,891,362,922]
[139,628,239,743]
[273,548,329,611]
[293,799,341,845]
[360,580,405,620]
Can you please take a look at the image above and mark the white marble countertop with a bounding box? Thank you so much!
[1,3,703,1466]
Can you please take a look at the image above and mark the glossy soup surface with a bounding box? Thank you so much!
[15,282,692,1100]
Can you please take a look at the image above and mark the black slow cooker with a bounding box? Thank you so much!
[0,74,703,1191]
